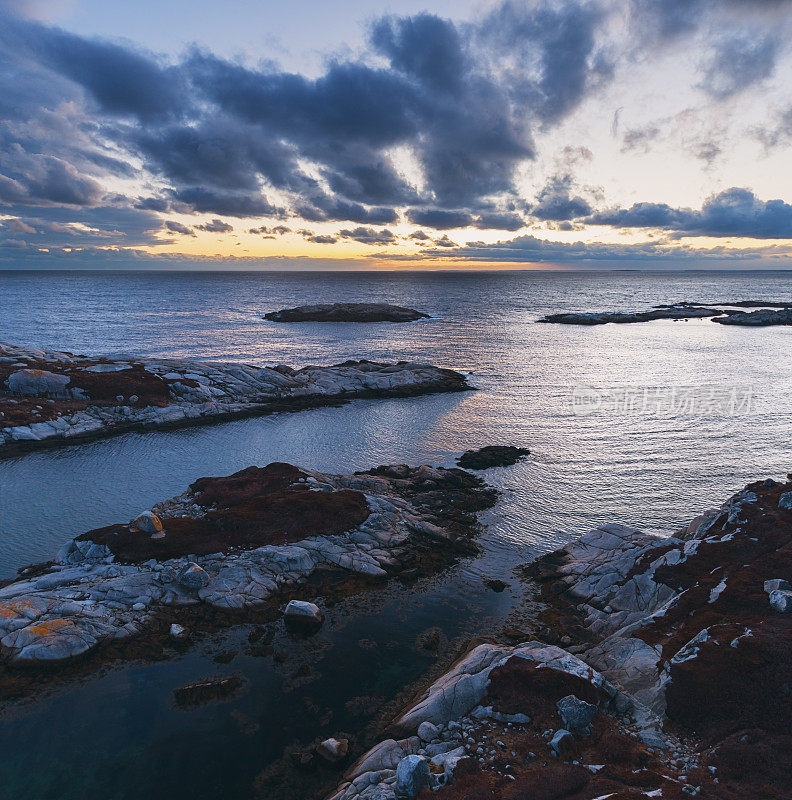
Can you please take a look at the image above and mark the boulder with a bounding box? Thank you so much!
[6,368,72,398]
[132,511,163,535]
[284,599,324,632]
[417,721,439,742]
[769,589,792,612]
[169,623,188,640]
[317,737,349,763]
[549,729,574,755]
[779,492,792,511]
[395,754,430,799]
[556,694,597,734]
[178,562,209,590]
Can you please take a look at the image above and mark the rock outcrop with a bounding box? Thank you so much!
[457,446,529,471]
[264,304,429,323]
[0,342,468,453]
[538,304,721,325]
[329,476,792,800]
[539,301,792,327]
[712,307,792,326]
[0,461,496,664]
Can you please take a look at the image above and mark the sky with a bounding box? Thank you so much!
[1,0,792,270]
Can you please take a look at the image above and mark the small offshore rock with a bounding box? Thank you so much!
[178,562,209,590]
[316,737,349,763]
[284,599,324,632]
[264,302,429,323]
[457,445,529,470]
[395,754,430,799]
[557,695,597,734]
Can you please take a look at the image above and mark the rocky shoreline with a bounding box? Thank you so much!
[328,476,792,800]
[0,461,497,665]
[538,301,792,326]
[0,342,469,455]
[264,303,430,323]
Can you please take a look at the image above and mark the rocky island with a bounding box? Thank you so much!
[539,301,792,327]
[0,460,496,665]
[264,303,430,323]
[0,342,468,454]
[328,476,792,800]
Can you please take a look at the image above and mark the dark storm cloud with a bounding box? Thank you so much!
[337,227,397,245]
[249,225,291,236]
[406,208,474,230]
[296,198,399,225]
[3,15,188,120]
[473,212,526,231]
[165,220,195,236]
[530,175,592,221]
[195,218,233,233]
[588,188,792,238]
[699,34,779,99]
[304,234,338,244]
[0,1,616,245]
[167,188,283,218]
[478,1,612,124]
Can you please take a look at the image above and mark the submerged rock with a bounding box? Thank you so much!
[173,675,242,706]
[457,445,529,470]
[284,599,324,632]
[264,303,429,323]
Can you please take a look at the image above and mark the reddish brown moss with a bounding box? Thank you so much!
[79,463,371,561]
[487,656,604,715]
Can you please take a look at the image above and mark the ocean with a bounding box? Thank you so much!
[0,268,791,799]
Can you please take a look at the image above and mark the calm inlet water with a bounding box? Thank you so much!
[1,269,791,799]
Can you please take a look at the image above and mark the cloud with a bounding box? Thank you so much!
[699,34,779,99]
[621,124,662,153]
[413,232,785,266]
[753,105,792,150]
[406,208,474,229]
[337,226,397,245]
[165,220,195,237]
[249,224,291,235]
[195,218,233,233]
[473,211,526,231]
[531,175,592,221]
[588,188,792,238]
[304,233,337,244]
